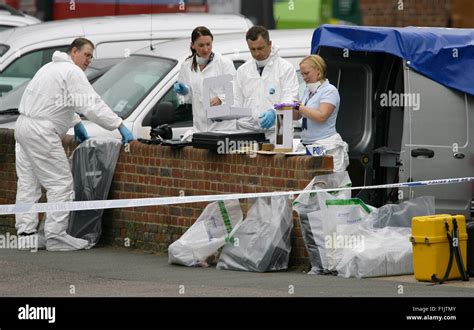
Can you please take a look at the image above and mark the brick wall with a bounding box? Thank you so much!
[0,128,334,267]
[359,0,450,27]
[0,129,15,234]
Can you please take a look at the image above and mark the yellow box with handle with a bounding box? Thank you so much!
[410,214,468,282]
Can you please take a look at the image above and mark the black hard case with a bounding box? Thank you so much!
[467,221,474,276]
[192,132,267,151]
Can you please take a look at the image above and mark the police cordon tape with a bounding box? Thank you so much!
[0,177,472,215]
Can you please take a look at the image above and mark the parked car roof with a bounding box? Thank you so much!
[0,13,252,60]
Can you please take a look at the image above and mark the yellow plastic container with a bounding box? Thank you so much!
[411,214,467,282]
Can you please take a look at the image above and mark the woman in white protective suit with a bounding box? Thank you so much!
[15,38,134,251]
[174,26,237,141]
[293,55,349,172]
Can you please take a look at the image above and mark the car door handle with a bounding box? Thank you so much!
[411,148,434,158]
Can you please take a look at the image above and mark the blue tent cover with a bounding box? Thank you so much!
[311,25,474,95]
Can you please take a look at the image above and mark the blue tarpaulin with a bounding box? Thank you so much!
[311,25,474,95]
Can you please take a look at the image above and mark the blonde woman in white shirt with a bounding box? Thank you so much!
[294,55,349,172]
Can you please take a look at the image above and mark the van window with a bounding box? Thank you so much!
[0,46,68,94]
[93,55,176,118]
[0,25,10,32]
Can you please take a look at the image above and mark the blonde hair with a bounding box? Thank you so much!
[300,55,327,81]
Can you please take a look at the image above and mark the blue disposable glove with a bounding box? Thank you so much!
[118,124,134,144]
[74,122,89,143]
[259,109,276,129]
[173,82,189,95]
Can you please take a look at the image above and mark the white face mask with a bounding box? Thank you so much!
[255,57,270,68]
[307,81,322,93]
[196,55,210,65]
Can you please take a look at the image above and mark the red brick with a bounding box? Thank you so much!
[172,169,183,178]
[171,217,179,226]
[261,177,272,187]
[273,178,284,188]
[223,164,230,173]
[124,164,135,173]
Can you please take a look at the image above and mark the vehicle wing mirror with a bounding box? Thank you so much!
[0,84,13,96]
[151,101,175,127]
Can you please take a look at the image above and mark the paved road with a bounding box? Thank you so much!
[1,246,473,297]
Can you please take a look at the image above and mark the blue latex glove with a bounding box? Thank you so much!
[74,122,89,143]
[259,109,276,129]
[118,124,134,144]
[173,82,189,95]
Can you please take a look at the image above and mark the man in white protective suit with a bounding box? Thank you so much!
[15,38,134,251]
[234,26,299,141]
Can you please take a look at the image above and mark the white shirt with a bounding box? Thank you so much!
[300,79,340,144]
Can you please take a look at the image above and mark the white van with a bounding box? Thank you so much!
[0,4,41,32]
[311,25,473,219]
[0,13,253,95]
[72,29,313,140]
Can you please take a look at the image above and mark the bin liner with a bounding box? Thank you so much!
[311,198,373,272]
[364,196,435,229]
[168,199,243,267]
[67,138,122,247]
[335,226,414,278]
[293,172,352,274]
[217,196,293,272]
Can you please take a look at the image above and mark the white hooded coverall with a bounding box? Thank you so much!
[178,52,237,140]
[234,46,299,138]
[15,51,123,251]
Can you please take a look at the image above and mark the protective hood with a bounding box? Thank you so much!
[255,45,280,68]
[52,51,73,64]
[311,25,474,96]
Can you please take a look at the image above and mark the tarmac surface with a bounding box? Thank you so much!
[1,246,474,297]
